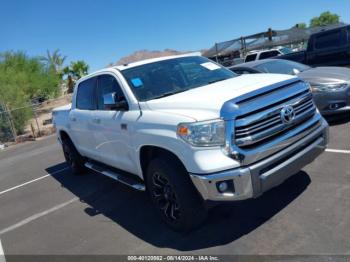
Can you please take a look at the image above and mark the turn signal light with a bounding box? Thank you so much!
[177,125,189,136]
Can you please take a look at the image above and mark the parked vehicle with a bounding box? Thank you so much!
[244,47,292,62]
[53,54,328,231]
[229,59,350,115]
[278,25,350,67]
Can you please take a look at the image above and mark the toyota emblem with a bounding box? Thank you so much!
[280,105,296,124]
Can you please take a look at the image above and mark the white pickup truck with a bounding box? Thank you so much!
[53,53,328,231]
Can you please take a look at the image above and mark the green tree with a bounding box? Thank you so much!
[0,51,60,135]
[40,49,67,76]
[63,60,89,93]
[70,60,89,79]
[310,11,340,27]
[295,23,307,29]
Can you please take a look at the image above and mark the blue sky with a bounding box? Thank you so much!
[1,0,349,72]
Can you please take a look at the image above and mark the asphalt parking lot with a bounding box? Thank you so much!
[0,114,350,256]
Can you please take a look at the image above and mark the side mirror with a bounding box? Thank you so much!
[292,68,300,75]
[103,92,129,111]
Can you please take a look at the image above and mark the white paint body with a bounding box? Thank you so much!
[53,54,296,179]
[245,48,285,62]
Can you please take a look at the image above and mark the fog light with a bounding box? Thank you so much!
[216,180,235,194]
[217,182,228,193]
[329,103,339,110]
[329,102,345,110]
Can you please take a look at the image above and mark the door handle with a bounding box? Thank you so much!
[70,117,76,122]
[92,118,101,124]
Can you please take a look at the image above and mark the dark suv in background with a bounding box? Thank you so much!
[278,25,350,67]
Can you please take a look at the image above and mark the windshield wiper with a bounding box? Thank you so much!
[152,89,189,99]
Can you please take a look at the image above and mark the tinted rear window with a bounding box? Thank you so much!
[345,28,350,43]
[259,50,280,59]
[245,54,257,62]
[314,30,342,49]
[76,77,96,110]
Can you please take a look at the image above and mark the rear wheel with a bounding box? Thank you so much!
[62,137,86,175]
[146,156,207,232]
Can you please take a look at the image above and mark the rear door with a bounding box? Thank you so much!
[69,77,98,159]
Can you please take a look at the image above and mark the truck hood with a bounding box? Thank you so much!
[145,74,296,121]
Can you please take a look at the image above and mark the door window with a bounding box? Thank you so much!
[97,74,125,110]
[76,77,96,110]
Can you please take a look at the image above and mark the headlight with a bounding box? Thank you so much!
[177,119,225,147]
[310,82,348,92]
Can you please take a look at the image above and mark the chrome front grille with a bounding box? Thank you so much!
[234,83,316,148]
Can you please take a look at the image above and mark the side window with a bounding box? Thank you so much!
[314,30,342,49]
[259,51,280,59]
[343,28,349,44]
[245,54,257,62]
[76,77,96,110]
[97,74,125,110]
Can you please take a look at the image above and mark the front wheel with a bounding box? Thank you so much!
[146,156,207,232]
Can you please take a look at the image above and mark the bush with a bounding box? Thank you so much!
[0,51,60,137]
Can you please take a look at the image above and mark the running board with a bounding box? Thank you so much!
[85,162,145,191]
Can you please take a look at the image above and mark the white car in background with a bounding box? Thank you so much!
[244,47,293,62]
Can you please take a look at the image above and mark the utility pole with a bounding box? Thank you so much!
[215,43,219,63]
[33,105,41,137]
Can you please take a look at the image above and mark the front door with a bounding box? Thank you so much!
[91,74,139,174]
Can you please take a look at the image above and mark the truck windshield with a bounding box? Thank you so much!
[121,56,236,101]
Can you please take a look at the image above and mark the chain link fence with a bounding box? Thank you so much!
[0,95,71,147]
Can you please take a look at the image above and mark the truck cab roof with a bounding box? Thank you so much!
[114,52,202,71]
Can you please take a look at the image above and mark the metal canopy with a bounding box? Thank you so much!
[203,23,347,58]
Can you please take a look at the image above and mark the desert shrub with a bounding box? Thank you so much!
[0,51,60,136]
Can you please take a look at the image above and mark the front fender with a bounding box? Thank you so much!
[133,127,240,177]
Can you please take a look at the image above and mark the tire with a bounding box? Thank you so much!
[146,156,207,232]
[62,137,86,175]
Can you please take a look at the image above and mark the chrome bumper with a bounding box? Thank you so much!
[190,118,329,202]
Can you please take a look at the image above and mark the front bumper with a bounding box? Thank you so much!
[190,118,328,202]
[313,87,350,115]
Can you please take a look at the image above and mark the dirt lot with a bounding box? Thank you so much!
[27,95,71,136]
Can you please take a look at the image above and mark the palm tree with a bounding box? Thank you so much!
[70,60,89,80]
[63,66,74,94]
[41,49,66,75]
[63,60,89,93]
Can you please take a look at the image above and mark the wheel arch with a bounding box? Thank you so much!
[139,145,188,181]
[58,129,72,143]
